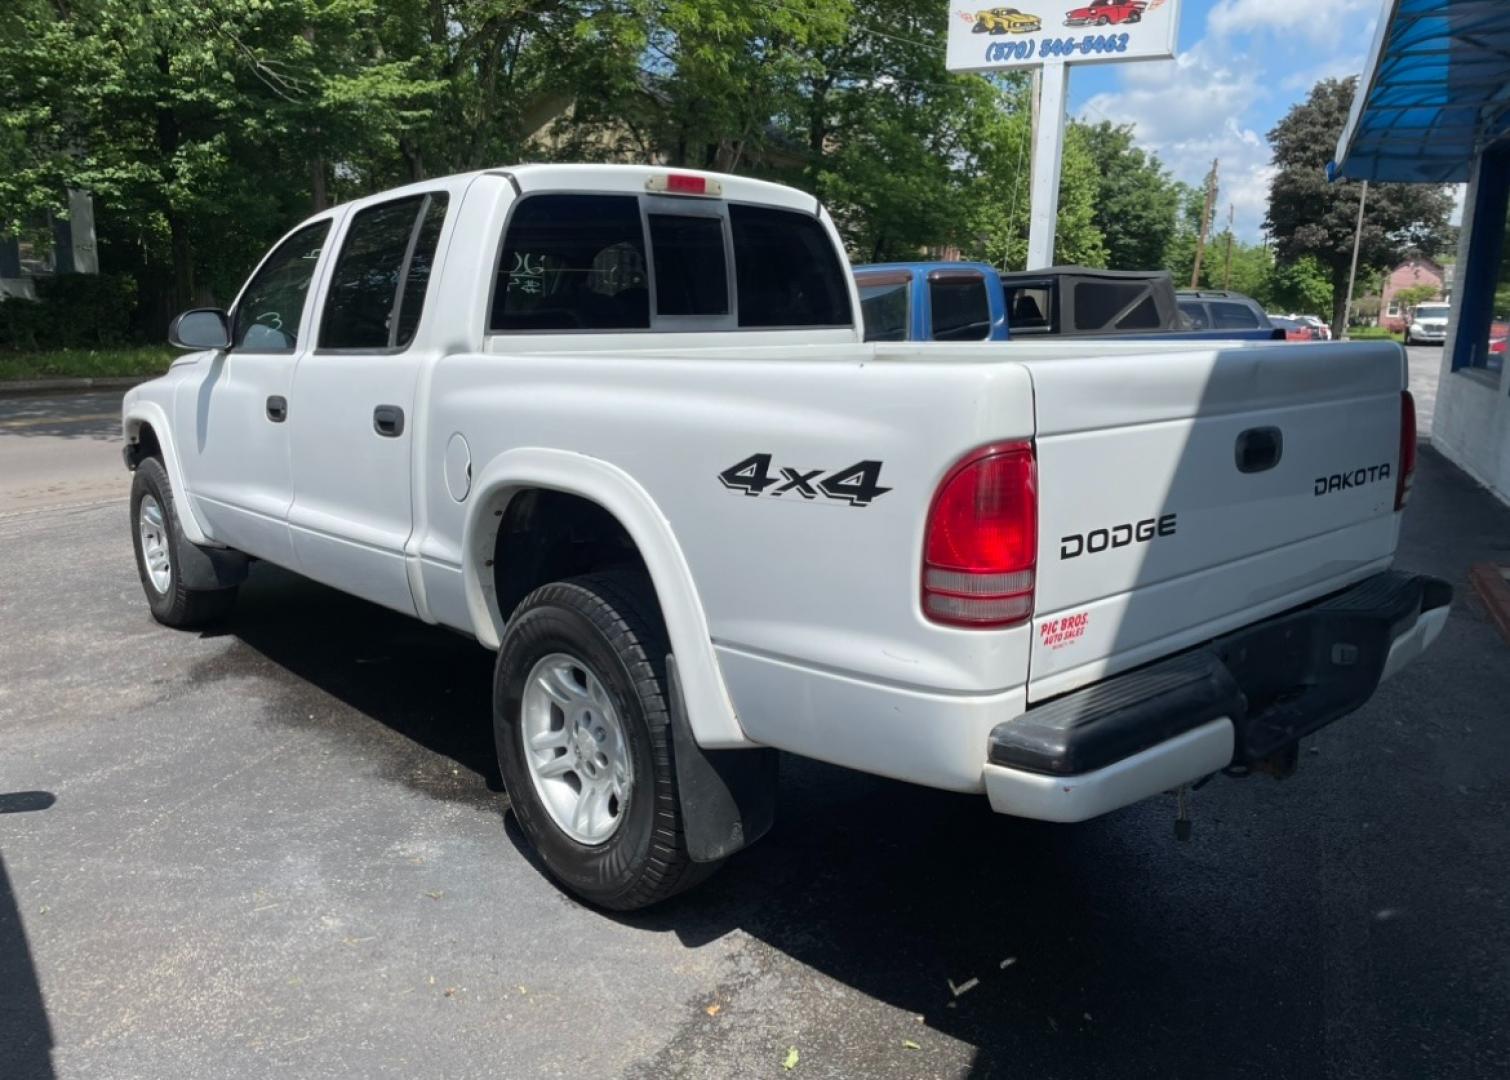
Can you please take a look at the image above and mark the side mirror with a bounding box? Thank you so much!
[168,308,232,350]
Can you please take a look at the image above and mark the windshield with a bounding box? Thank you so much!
[1415,304,1450,320]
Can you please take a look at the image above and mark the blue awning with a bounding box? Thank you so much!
[1332,0,1510,183]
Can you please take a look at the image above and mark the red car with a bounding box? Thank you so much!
[1064,0,1146,26]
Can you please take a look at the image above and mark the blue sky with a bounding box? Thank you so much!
[1066,0,1383,241]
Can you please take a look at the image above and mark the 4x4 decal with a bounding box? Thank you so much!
[718,453,892,507]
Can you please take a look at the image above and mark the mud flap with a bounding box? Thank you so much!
[666,655,779,863]
[173,532,249,591]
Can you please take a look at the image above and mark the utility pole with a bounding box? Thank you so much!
[1222,204,1235,290]
[1190,158,1219,289]
[1342,180,1369,338]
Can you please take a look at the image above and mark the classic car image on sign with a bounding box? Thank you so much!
[972,6,1044,33]
[1064,0,1146,26]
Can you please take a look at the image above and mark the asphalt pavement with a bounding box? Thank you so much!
[1,350,1508,1079]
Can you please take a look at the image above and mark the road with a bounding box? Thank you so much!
[2,351,1508,1080]
[0,391,126,515]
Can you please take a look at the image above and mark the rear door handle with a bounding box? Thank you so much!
[372,404,405,438]
[266,395,287,423]
[1235,426,1282,473]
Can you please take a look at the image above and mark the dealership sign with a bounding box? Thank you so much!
[944,0,1180,72]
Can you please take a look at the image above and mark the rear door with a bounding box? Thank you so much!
[1020,341,1407,700]
[285,191,450,615]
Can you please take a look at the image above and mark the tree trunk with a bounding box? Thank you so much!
[310,157,328,212]
[1330,268,1350,336]
[154,51,194,310]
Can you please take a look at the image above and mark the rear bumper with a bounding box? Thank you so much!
[984,571,1451,822]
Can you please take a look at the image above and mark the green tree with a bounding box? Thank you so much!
[1393,283,1440,322]
[1076,120,1179,270]
[1268,255,1333,315]
[1266,77,1455,334]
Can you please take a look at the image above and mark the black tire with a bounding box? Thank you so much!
[493,570,718,910]
[130,457,238,628]
[1096,15,1110,25]
[972,18,988,32]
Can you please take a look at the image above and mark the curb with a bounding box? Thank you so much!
[0,375,150,397]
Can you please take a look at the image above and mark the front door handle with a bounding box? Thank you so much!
[266,395,287,423]
[372,404,405,438]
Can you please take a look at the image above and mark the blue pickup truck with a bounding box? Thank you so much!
[854,262,1282,343]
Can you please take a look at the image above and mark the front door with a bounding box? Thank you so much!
[176,218,335,566]
[285,191,451,615]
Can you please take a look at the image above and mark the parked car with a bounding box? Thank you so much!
[1176,290,1275,334]
[124,164,1449,910]
[854,262,1282,342]
[1293,315,1332,340]
[971,7,1043,33]
[1063,0,1145,26]
[1406,302,1451,345]
[1267,315,1316,342]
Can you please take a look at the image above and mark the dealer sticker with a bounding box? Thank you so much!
[1039,612,1089,650]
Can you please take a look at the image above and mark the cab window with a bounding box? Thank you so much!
[858,277,910,341]
[232,221,330,353]
[929,274,991,341]
[320,193,449,351]
[491,195,650,332]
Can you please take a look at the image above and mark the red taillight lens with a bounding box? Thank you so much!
[1396,390,1416,511]
[666,173,707,194]
[923,442,1037,627]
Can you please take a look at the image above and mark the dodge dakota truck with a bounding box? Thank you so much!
[123,164,1450,910]
[854,261,1283,343]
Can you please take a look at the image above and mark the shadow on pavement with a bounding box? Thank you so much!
[203,564,1331,1079]
[0,794,58,1080]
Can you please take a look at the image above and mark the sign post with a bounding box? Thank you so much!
[945,1,1183,268]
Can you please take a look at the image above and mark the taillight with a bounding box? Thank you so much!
[645,173,723,197]
[922,442,1037,627]
[1396,390,1416,511]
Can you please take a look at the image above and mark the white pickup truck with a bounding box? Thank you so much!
[122,164,1450,909]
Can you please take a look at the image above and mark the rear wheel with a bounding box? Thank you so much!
[493,570,717,910]
[130,457,237,628]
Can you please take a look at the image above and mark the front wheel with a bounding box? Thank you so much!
[493,570,717,910]
[130,457,237,627]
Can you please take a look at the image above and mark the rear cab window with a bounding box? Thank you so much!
[489,191,852,335]
[928,271,991,341]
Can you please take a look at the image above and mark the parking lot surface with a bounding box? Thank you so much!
[2,351,1508,1079]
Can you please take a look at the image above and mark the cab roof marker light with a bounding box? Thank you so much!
[645,173,722,197]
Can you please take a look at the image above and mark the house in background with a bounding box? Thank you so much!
[0,191,99,299]
[1379,256,1447,331]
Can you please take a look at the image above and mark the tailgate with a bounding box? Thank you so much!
[1020,341,1406,701]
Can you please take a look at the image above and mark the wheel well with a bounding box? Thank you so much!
[492,489,648,627]
[126,421,162,469]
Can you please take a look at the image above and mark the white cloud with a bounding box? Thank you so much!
[1081,42,1275,240]
[1208,0,1374,38]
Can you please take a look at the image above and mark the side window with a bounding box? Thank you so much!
[729,204,852,328]
[1211,301,1260,329]
[491,195,649,332]
[858,279,910,342]
[232,221,330,353]
[1178,301,1210,329]
[320,193,449,351]
[649,214,728,316]
[929,275,991,341]
[1004,285,1052,332]
[394,196,449,348]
